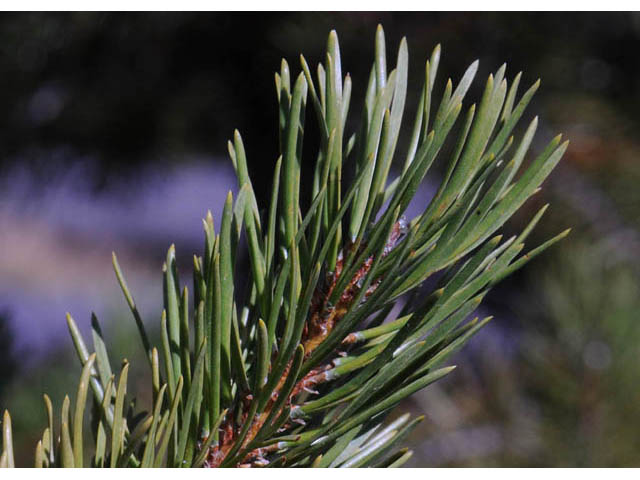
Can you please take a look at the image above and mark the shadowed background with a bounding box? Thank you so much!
[1,12,639,466]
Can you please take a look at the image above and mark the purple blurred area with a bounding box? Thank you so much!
[0,153,236,358]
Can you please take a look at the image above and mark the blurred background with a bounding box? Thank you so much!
[1,12,639,467]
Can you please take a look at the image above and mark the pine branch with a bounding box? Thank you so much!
[0,24,568,468]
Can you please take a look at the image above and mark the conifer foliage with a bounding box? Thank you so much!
[0,25,568,468]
